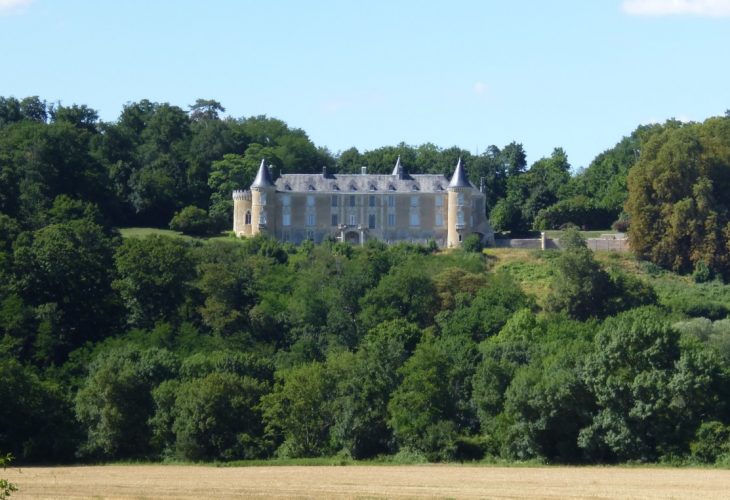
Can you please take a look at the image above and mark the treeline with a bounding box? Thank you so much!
[1,218,730,465]
[0,94,663,238]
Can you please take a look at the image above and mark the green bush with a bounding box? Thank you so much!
[169,205,214,236]
[690,421,730,463]
[0,453,17,500]
[693,260,713,283]
[462,234,483,253]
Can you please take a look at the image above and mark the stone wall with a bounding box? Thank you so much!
[493,233,630,252]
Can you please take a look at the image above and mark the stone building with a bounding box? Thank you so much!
[233,157,494,248]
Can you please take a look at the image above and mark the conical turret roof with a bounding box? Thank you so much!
[251,158,274,188]
[391,155,409,179]
[448,157,470,188]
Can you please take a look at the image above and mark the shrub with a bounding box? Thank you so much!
[693,261,713,283]
[690,421,730,463]
[169,206,214,236]
[0,453,17,500]
[462,234,483,253]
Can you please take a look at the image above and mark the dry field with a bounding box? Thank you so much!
[4,464,730,499]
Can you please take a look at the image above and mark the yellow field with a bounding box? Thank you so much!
[5,464,730,499]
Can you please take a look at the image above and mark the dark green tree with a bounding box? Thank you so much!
[113,236,195,328]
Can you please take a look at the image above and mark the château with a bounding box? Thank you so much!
[233,157,494,247]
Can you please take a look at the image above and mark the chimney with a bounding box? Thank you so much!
[361,166,367,175]
[322,166,327,177]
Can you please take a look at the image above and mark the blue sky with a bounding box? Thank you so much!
[1,0,729,170]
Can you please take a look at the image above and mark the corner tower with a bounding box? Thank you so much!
[250,159,276,236]
[447,157,472,248]
[233,189,252,236]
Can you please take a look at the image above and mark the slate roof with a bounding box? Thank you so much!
[275,173,453,194]
[258,158,479,194]
[251,158,275,188]
[448,157,470,188]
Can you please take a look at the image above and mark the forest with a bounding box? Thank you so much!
[2,96,730,466]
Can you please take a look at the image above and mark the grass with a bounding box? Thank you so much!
[485,247,730,317]
[119,227,238,244]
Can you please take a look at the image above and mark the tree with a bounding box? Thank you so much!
[545,241,613,321]
[188,99,225,122]
[261,361,337,457]
[0,359,77,463]
[331,320,420,458]
[358,260,438,330]
[436,272,532,342]
[172,372,270,460]
[75,346,178,459]
[579,308,729,462]
[113,236,195,328]
[388,334,458,461]
[11,219,118,362]
[626,116,730,276]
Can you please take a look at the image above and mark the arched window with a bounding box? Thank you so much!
[245,211,251,225]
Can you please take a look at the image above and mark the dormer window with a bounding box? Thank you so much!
[332,184,340,191]
[349,184,358,191]
[411,184,420,191]
[435,184,443,191]
[308,184,316,191]
[369,184,376,191]
[388,184,396,191]
[284,183,292,191]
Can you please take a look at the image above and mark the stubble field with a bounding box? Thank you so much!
[4,464,730,499]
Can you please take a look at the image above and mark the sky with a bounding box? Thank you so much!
[1,0,729,170]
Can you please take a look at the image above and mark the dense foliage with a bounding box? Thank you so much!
[2,96,730,466]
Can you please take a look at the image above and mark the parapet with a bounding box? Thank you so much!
[232,190,252,200]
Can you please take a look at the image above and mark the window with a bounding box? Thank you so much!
[259,211,267,225]
[459,234,463,242]
[436,212,443,227]
[369,195,376,207]
[368,213,376,229]
[307,195,315,207]
[349,195,356,207]
[410,195,419,207]
[349,214,357,226]
[307,213,315,226]
[260,193,267,205]
[245,211,251,225]
[435,196,443,207]
[306,230,314,241]
[410,213,419,226]
[331,214,339,226]
[457,193,465,206]
[457,209,464,226]
[283,213,291,226]
[283,232,289,242]
[331,195,338,207]
[282,195,291,206]
[387,195,395,207]
[388,213,396,226]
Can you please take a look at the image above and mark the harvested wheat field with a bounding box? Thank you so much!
[5,464,730,499]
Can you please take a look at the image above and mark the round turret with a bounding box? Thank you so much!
[447,158,472,247]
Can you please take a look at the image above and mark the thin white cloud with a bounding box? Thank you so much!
[622,0,730,17]
[473,81,488,97]
[0,0,32,15]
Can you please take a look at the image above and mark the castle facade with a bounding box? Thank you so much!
[233,157,494,248]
